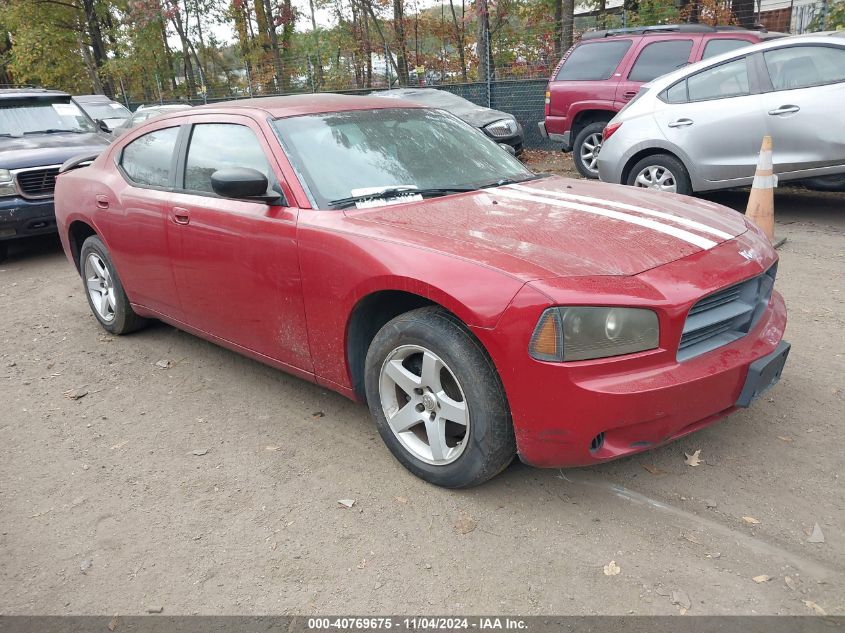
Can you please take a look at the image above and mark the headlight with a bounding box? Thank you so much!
[529,307,659,362]
[0,169,16,197]
[484,119,518,138]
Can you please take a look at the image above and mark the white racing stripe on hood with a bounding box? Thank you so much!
[508,183,733,240]
[494,187,718,250]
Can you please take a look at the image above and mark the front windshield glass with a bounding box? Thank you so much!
[0,98,96,137]
[272,108,534,209]
[83,102,131,120]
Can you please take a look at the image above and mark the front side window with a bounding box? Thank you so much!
[120,127,180,188]
[556,41,633,81]
[628,40,693,83]
[184,123,272,193]
[273,108,534,209]
[687,57,750,101]
[764,45,845,91]
[0,98,96,137]
[702,38,752,60]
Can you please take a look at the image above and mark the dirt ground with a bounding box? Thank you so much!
[1,155,843,616]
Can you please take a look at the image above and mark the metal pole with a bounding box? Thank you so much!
[485,21,491,108]
[119,77,129,108]
[155,73,163,104]
[385,44,392,89]
[246,64,254,97]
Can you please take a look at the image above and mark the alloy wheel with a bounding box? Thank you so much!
[634,165,677,193]
[378,344,470,466]
[579,132,603,175]
[84,253,116,322]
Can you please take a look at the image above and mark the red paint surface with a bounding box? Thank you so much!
[55,96,787,468]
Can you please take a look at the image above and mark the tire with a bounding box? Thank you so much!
[799,175,845,192]
[626,153,692,196]
[79,235,146,335]
[364,307,516,488]
[0,241,7,264]
[573,121,609,179]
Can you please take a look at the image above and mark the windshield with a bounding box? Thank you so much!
[0,98,96,137]
[272,108,533,209]
[82,102,131,120]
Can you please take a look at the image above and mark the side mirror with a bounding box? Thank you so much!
[95,118,111,133]
[211,168,281,204]
[498,143,516,156]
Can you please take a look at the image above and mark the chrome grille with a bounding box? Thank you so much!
[15,167,60,199]
[678,265,776,361]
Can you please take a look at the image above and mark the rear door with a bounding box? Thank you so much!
[614,36,698,107]
[166,114,313,372]
[756,44,845,174]
[653,54,767,184]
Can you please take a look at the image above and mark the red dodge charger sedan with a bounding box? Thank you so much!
[54,94,789,487]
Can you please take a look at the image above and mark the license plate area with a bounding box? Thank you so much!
[736,341,790,407]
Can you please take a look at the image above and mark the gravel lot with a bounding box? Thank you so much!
[1,157,843,615]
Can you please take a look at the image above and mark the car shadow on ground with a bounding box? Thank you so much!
[1,234,64,265]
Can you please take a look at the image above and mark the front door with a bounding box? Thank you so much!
[167,116,312,372]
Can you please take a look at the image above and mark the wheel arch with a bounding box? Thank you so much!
[570,108,616,139]
[67,219,100,273]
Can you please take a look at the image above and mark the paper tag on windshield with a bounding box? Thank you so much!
[52,103,77,116]
[355,194,423,209]
[110,103,124,109]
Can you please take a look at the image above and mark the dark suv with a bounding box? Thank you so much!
[1,88,111,261]
[539,24,782,178]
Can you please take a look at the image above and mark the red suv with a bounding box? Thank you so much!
[540,24,781,178]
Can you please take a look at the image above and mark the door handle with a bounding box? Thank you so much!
[171,207,190,225]
[623,90,638,100]
[95,195,109,209]
[668,118,694,128]
[768,105,800,116]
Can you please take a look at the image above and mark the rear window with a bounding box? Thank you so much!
[702,38,753,60]
[628,40,693,83]
[556,41,632,81]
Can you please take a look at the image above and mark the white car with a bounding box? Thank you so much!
[597,32,845,194]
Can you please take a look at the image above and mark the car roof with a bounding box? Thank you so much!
[0,88,69,99]
[644,31,845,89]
[74,94,115,103]
[190,93,426,118]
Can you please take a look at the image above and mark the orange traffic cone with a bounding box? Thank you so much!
[746,136,785,248]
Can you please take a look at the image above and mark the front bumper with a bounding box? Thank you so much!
[538,121,572,150]
[0,196,57,241]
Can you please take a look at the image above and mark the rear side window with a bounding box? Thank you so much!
[702,38,752,60]
[628,40,693,82]
[556,41,632,81]
[184,123,272,193]
[763,45,845,90]
[120,127,179,188]
[687,57,750,101]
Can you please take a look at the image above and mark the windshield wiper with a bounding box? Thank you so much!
[328,186,476,209]
[23,129,82,135]
[477,175,543,189]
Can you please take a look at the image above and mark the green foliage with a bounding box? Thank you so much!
[813,0,845,29]
[628,0,680,26]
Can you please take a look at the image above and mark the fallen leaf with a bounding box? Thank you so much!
[684,450,702,467]
[190,448,209,456]
[79,559,92,574]
[337,499,355,509]
[670,590,691,610]
[742,516,761,525]
[681,533,700,544]
[784,576,798,591]
[64,387,88,400]
[394,496,408,504]
[706,552,721,559]
[806,523,825,544]
[642,464,666,475]
[752,575,771,583]
[802,600,827,616]
[108,615,119,632]
[154,359,172,369]
[146,606,164,614]
[312,411,325,418]
[357,558,367,569]
[454,514,477,535]
[603,560,621,576]
[777,436,793,443]
[265,446,281,451]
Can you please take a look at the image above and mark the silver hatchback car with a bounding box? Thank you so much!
[597,32,845,195]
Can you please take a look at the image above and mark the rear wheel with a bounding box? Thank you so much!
[627,153,692,196]
[364,307,515,488]
[80,235,146,335]
[573,121,609,179]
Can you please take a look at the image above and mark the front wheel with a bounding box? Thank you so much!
[364,307,515,488]
[627,153,692,196]
[80,235,147,335]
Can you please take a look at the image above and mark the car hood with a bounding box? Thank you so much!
[0,132,111,170]
[347,176,748,280]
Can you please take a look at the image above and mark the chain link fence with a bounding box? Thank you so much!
[120,0,837,150]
